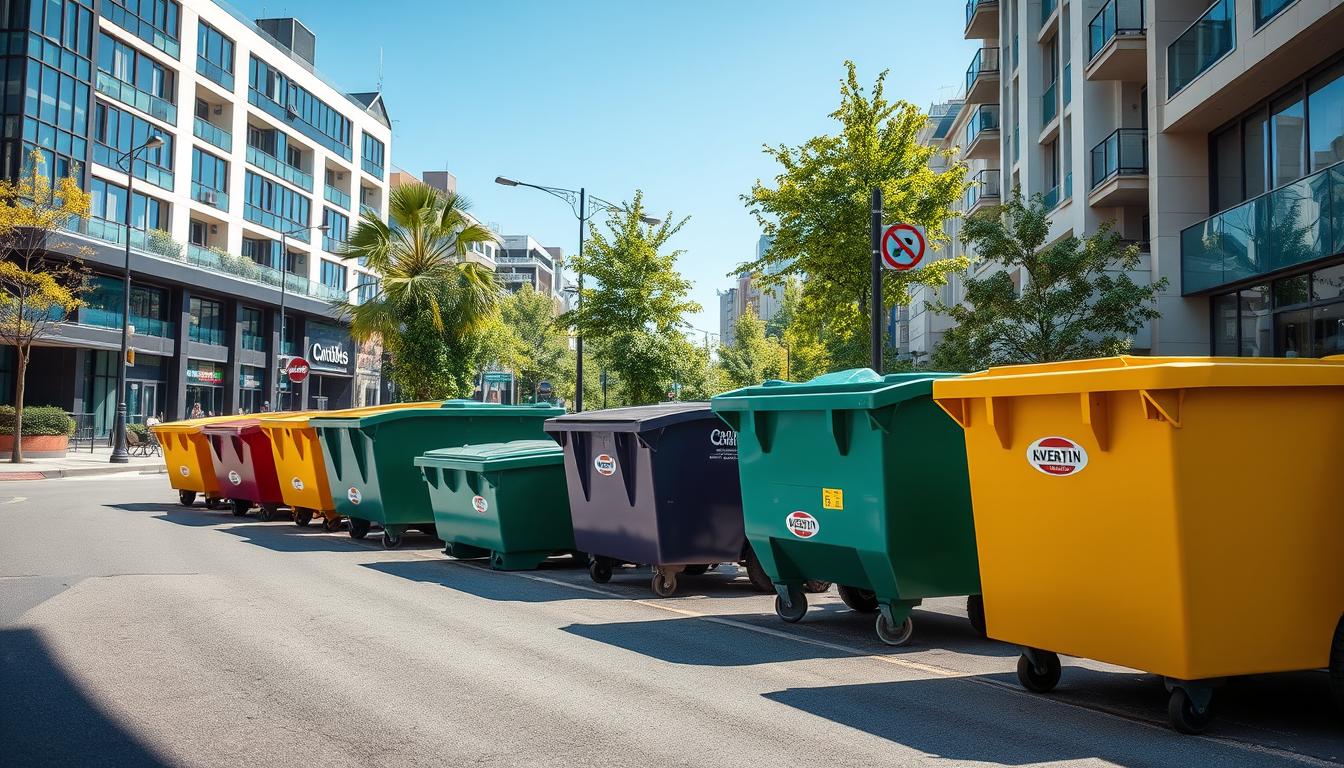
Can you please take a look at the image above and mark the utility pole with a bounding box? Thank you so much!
[870,187,883,372]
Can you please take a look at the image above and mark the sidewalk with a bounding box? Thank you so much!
[0,445,167,480]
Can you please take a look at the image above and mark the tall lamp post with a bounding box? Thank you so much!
[272,223,328,412]
[109,134,164,464]
[494,176,659,412]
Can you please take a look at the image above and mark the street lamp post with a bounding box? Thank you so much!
[273,223,328,412]
[494,176,659,412]
[109,134,164,464]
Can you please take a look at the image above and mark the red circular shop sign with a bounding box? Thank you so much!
[285,357,310,384]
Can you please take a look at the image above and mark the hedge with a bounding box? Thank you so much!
[0,405,76,436]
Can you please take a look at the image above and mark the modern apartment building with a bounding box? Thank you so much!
[916,0,1344,360]
[719,235,786,346]
[498,235,564,305]
[0,0,393,430]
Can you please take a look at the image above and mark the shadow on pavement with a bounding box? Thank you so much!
[581,565,774,601]
[107,502,237,527]
[361,559,613,603]
[217,523,430,553]
[0,628,172,767]
[562,616,853,666]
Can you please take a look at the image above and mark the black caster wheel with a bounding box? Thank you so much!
[967,594,987,637]
[258,503,278,522]
[683,564,711,576]
[1167,688,1213,734]
[651,572,678,597]
[205,497,223,510]
[837,585,879,613]
[322,516,342,533]
[774,591,808,623]
[348,517,371,540]
[294,508,313,527]
[418,523,438,538]
[803,580,832,594]
[230,498,249,517]
[588,559,613,584]
[178,490,197,507]
[382,530,403,550]
[876,614,914,646]
[743,546,773,593]
[1016,651,1062,693]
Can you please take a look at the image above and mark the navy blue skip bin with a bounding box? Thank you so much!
[544,403,745,597]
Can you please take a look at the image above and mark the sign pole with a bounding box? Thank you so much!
[870,187,883,372]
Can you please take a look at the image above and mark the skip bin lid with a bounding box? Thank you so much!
[543,402,713,433]
[311,401,563,428]
[414,439,563,472]
[152,414,258,435]
[711,368,963,414]
[259,401,447,430]
[200,418,263,436]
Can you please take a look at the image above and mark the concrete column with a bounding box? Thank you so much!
[170,287,190,420]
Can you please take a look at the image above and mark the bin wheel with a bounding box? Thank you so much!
[382,530,403,550]
[205,496,223,510]
[1167,688,1213,734]
[294,508,313,527]
[258,503,279,522]
[1331,615,1344,721]
[651,572,678,598]
[743,546,773,593]
[774,592,808,623]
[322,516,343,533]
[837,586,879,614]
[178,490,197,507]
[684,564,711,576]
[348,517,371,540]
[967,594,987,637]
[588,560,613,584]
[875,614,914,647]
[230,499,250,517]
[1016,651,1062,693]
[418,523,438,538]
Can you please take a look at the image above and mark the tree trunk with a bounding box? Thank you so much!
[11,346,27,463]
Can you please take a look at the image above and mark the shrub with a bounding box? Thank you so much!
[126,423,149,440]
[147,229,183,260]
[0,405,76,436]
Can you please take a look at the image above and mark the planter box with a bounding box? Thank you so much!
[0,434,70,458]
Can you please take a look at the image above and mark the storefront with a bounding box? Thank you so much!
[185,360,226,417]
[239,365,266,413]
[305,321,355,411]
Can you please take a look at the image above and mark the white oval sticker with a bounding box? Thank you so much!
[1027,436,1089,477]
[471,495,489,514]
[178,465,190,477]
[347,487,362,505]
[291,477,304,491]
[227,470,242,486]
[594,454,616,476]
[785,510,819,539]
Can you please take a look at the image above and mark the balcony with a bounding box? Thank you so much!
[1039,0,1059,38]
[1167,0,1235,98]
[1042,184,1061,210]
[79,307,175,338]
[360,203,378,219]
[964,0,998,39]
[1089,128,1148,207]
[361,159,384,180]
[964,104,1001,161]
[193,117,232,153]
[965,169,1001,215]
[100,1,180,59]
[195,57,233,92]
[1086,0,1146,82]
[92,143,173,190]
[965,47,1000,106]
[246,145,314,191]
[322,236,346,255]
[1040,80,1059,130]
[243,204,311,241]
[1063,63,1072,107]
[95,71,176,125]
[1183,162,1344,294]
[324,185,351,210]
[242,333,266,352]
[190,181,229,211]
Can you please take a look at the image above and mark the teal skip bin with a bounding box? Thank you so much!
[711,370,982,647]
[313,401,564,549]
[414,440,577,570]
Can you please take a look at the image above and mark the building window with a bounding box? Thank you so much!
[89,177,168,232]
[196,20,234,89]
[320,259,346,291]
[1209,264,1344,356]
[191,146,228,209]
[240,307,265,351]
[188,296,224,345]
[1255,0,1295,28]
[355,272,379,304]
[243,170,312,238]
[361,132,384,179]
[81,276,172,338]
[100,0,181,57]
[322,207,348,253]
[97,31,176,107]
[1308,59,1344,173]
[247,56,352,159]
[239,365,265,412]
[92,100,175,189]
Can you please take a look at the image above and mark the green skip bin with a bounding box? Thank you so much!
[711,369,983,647]
[313,401,564,550]
[415,439,577,570]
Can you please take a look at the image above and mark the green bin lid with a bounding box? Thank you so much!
[711,368,962,413]
[544,402,712,433]
[414,439,563,472]
[311,401,563,428]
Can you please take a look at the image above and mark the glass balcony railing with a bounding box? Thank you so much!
[965,0,996,29]
[100,2,180,59]
[1041,80,1058,125]
[78,307,175,338]
[246,145,314,191]
[243,204,311,241]
[190,181,229,211]
[1042,184,1061,210]
[1089,0,1146,61]
[1063,63,1072,105]
[966,104,1001,148]
[92,144,174,191]
[193,117,232,153]
[360,203,378,218]
[1065,170,1073,200]
[1168,0,1235,97]
[195,56,234,91]
[322,236,346,254]
[242,333,267,352]
[361,159,384,179]
[324,184,351,210]
[188,324,225,346]
[1041,0,1058,26]
[1090,128,1149,188]
[965,169,1002,210]
[966,47,1001,92]
[95,71,177,124]
[1182,162,1344,294]
[312,282,349,303]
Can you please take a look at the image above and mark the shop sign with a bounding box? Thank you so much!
[307,322,353,373]
[187,362,224,385]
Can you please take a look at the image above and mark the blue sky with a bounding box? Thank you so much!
[235,0,977,334]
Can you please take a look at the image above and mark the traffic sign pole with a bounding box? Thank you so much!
[870,187,883,372]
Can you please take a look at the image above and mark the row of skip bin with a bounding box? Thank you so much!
[150,355,1344,735]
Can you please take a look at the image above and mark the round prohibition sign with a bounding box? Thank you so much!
[881,224,926,271]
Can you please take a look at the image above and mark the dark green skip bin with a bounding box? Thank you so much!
[710,369,981,647]
[313,401,564,549]
[415,440,576,570]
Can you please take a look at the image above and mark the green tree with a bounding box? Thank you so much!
[339,183,499,400]
[498,283,573,402]
[930,191,1164,371]
[0,152,91,462]
[742,61,970,371]
[719,308,785,389]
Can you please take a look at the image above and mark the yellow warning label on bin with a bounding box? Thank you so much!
[822,488,843,510]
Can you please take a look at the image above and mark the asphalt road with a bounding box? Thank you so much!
[1,475,1340,768]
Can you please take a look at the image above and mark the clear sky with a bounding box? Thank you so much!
[234,0,977,335]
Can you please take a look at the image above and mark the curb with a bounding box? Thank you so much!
[36,464,168,479]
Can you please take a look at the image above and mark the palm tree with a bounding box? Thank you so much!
[337,183,501,399]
